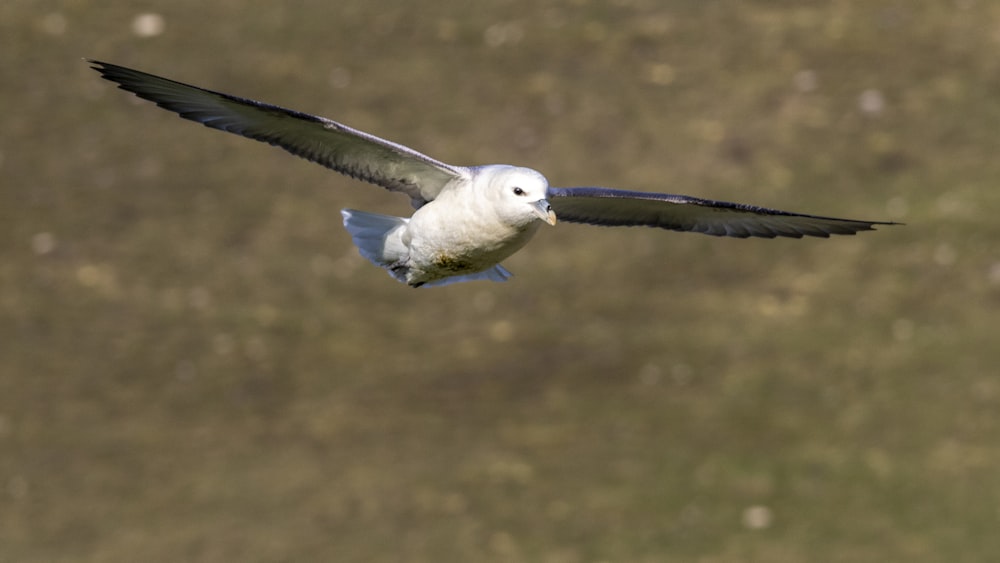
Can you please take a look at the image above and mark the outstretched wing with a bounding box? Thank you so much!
[89,60,467,206]
[547,187,896,238]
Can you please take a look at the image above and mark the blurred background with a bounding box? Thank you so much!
[2,1,998,561]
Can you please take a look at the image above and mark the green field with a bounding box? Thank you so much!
[3,1,998,561]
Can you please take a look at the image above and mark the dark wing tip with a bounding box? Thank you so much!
[89,59,144,86]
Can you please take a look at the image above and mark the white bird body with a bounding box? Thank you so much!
[343,166,552,286]
[89,60,897,287]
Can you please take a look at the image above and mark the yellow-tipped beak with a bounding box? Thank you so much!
[534,199,557,225]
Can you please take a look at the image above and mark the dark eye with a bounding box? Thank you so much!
[513,187,525,196]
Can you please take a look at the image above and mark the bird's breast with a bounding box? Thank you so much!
[406,201,541,273]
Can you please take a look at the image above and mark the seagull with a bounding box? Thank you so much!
[89,60,897,287]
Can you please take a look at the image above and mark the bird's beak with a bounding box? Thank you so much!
[534,199,557,226]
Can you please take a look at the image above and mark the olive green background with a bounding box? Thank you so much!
[3,1,998,561]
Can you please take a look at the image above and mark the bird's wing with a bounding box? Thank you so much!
[89,60,467,206]
[546,187,897,238]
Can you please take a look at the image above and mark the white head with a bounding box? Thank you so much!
[476,165,557,228]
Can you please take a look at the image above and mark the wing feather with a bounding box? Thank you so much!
[547,187,897,238]
[89,60,466,205]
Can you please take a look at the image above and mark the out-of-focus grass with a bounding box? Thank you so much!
[2,1,998,561]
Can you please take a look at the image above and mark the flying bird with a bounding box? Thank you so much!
[89,60,896,287]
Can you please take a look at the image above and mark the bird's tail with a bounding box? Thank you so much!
[340,209,409,272]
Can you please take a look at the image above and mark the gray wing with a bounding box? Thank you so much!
[89,60,466,206]
[547,187,897,238]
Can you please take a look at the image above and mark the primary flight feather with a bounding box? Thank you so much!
[90,60,896,287]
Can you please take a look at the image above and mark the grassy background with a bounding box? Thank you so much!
[3,1,999,561]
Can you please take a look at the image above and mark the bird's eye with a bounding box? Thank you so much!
[513,187,525,196]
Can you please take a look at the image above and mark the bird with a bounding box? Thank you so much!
[89,60,897,287]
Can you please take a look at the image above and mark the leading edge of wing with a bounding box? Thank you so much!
[547,186,900,238]
[88,60,467,204]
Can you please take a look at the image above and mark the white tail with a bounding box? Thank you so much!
[340,209,409,270]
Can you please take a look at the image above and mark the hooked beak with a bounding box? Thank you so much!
[533,199,557,226]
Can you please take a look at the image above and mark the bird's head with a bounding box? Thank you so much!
[479,165,557,227]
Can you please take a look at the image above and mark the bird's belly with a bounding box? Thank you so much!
[407,219,540,281]
[411,230,527,270]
